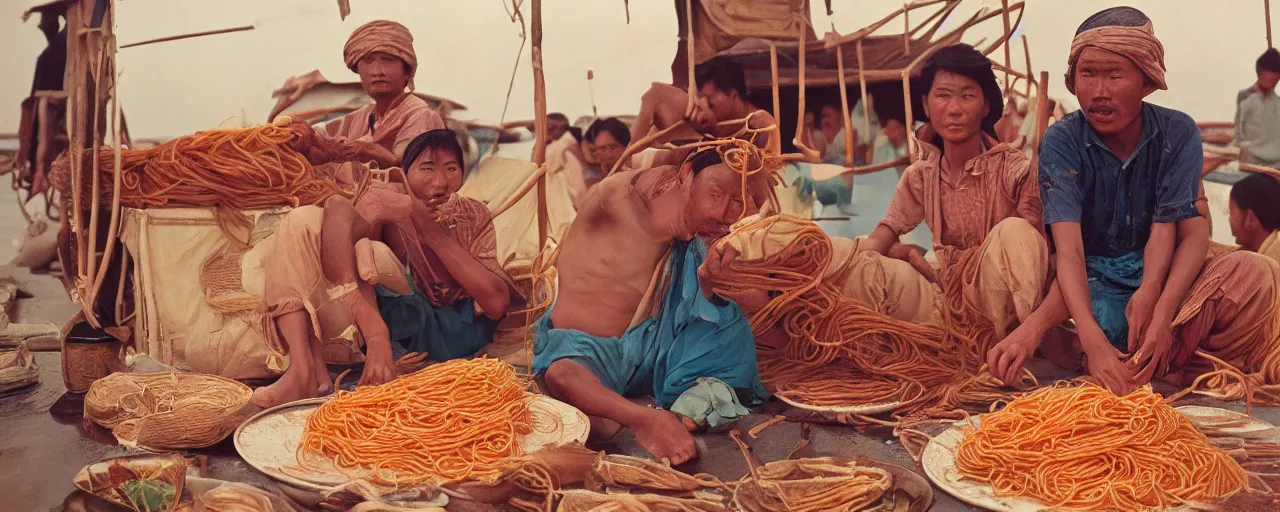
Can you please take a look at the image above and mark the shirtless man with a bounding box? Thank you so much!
[631,57,779,158]
[534,149,772,464]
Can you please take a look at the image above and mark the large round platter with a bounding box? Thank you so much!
[233,393,589,492]
[921,407,1261,511]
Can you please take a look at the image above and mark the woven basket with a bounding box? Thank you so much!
[62,340,122,393]
[84,372,253,451]
[0,342,40,393]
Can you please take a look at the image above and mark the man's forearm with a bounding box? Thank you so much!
[1050,223,1107,348]
[858,225,898,256]
[1153,218,1210,320]
[1139,222,1176,290]
[410,212,510,319]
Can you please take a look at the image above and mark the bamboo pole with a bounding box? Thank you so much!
[67,5,84,282]
[770,43,781,127]
[525,0,548,370]
[587,69,598,117]
[793,25,820,161]
[1269,0,1274,48]
[1022,34,1033,98]
[531,0,548,246]
[824,0,947,48]
[88,23,123,309]
[856,40,871,165]
[903,7,910,54]
[837,47,854,175]
[119,24,254,49]
[1001,0,1012,92]
[86,28,108,297]
[684,0,696,114]
[1032,71,1050,158]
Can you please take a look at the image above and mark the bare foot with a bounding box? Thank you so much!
[251,370,319,409]
[631,409,697,465]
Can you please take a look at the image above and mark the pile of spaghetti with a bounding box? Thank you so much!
[53,123,344,212]
[297,358,533,486]
[954,382,1247,511]
[709,215,1023,424]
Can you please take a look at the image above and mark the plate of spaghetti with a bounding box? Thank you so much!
[921,382,1249,512]
[233,358,588,492]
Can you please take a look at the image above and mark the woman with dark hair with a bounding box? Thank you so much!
[831,44,1049,344]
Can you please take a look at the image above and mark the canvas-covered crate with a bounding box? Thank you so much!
[119,207,289,380]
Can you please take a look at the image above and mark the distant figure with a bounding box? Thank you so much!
[1235,48,1280,168]
[20,11,67,196]
[587,118,632,177]
[1228,172,1280,260]
[545,113,587,207]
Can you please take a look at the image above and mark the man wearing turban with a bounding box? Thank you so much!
[322,20,444,168]
[986,7,1280,398]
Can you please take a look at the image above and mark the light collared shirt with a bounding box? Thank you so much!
[1237,89,1280,167]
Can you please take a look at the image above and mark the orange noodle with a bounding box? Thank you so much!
[297,358,533,486]
[708,215,1032,426]
[955,382,1247,511]
[55,123,343,211]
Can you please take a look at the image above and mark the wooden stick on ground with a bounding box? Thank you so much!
[729,429,762,481]
[784,423,812,460]
[748,415,787,439]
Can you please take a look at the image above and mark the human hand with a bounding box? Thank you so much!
[1081,327,1135,395]
[1128,318,1174,384]
[698,242,738,302]
[688,97,717,133]
[987,335,1037,386]
[359,339,397,386]
[1125,285,1159,353]
[888,244,937,284]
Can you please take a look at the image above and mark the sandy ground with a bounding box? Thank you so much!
[0,180,1274,511]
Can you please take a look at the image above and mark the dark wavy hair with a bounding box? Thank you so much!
[1231,172,1280,231]
[914,43,1003,139]
[402,129,465,170]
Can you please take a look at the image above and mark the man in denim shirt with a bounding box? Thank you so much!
[986,6,1280,395]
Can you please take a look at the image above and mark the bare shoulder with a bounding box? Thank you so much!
[748,109,778,128]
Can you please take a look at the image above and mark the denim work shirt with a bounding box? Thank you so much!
[1039,102,1203,257]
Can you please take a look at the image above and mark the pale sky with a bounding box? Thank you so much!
[0,0,1273,138]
